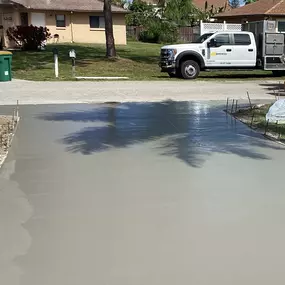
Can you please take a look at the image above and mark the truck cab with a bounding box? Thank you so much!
[160,31,257,79]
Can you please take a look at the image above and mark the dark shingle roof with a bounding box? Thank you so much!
[193,0,229,10]
[217,0,285,17]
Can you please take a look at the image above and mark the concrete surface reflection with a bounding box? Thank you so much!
[39,101,279,167]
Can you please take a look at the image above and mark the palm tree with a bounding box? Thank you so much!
[104,0,117,58]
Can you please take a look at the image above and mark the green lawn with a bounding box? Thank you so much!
[11,41,278,81]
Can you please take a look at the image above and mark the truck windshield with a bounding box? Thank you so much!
[194,33,214,43]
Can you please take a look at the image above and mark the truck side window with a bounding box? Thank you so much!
[234,34,251,45]
[214,34,230,47]
[278,21,285,32]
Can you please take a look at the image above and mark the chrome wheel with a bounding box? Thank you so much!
[185,64,196,77]
[181,60,200,80]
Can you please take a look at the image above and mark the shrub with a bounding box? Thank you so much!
[7,25,51,51]
[139,20,178,44]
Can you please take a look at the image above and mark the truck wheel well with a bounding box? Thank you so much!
[178,55,202,69]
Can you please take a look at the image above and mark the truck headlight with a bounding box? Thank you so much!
[168,49,177,60]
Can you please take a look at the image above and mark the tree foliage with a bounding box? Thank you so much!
[163,0,197,26]
[127,0,227,43]
[126,0,156,26]
[244,0,257,4]
[6,25,50,51]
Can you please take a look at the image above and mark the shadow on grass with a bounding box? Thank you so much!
[11,43,160,75]
[37,101,282,168]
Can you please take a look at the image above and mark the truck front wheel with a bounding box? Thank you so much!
[167,72,176,78]
[167,69,182,78]
[180,60,200,79]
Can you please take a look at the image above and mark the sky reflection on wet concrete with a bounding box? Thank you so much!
[39,101,281,167]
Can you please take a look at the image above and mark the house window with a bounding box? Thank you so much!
[278,21,285,32]
[56,15,66,27]
[89,16,105,29]
[234,34,251,45]
[214,34,230,46]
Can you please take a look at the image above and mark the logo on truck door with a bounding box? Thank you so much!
[211,52,227,56]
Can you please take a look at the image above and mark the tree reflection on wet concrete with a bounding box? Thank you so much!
[38,101,282,167]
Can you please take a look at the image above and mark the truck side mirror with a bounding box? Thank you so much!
[208,38,216,48]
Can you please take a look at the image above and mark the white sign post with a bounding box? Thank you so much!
[69,49,76,78]
[52,48,59,78]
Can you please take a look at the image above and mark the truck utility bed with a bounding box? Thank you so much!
[243,20,285,70]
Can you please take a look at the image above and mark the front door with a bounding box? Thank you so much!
[206,33,232,67]
[31,13,46,27]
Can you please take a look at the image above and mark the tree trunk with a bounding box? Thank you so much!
[104,0,117,58]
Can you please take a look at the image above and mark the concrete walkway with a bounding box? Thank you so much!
[0,80,278,105]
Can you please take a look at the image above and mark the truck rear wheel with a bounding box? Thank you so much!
[181,60,200,79]
[272,70,285,77]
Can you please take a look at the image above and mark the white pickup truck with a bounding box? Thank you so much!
[160,20,285,79]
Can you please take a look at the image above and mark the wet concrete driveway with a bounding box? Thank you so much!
[1,101,285,285]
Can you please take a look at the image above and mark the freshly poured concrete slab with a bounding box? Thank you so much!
[1,101,285,285]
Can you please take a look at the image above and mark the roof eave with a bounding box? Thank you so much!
[216,13,266,17]
[25,7,129,13]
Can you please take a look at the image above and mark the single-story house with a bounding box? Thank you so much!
[144,0,230,11]
[0,0,128,48]
[216,0,285,32]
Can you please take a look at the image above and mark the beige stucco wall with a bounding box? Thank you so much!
[29,11,126,45]
[0,6,21,47]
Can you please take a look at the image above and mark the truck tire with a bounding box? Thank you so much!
[167,69,182,78]
[167,72,176,78]
[272,70,285,77]
[180,60,200,79]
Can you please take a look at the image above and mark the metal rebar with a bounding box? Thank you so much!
[247,91,252,110]
[231,99,235,114]
[226,98,229,112]
[275,121,279,133]
[235,100,238,112]
[12,108,15,128]
[16,100,19,119]
[264,120,269,135]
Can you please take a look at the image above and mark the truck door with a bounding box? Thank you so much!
[231,33,256,67]
[206,33,232,67]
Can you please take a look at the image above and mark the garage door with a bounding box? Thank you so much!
[31,13,46,27]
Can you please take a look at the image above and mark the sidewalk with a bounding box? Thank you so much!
[0,80,276,105]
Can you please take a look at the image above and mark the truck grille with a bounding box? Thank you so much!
[161,49,169,59]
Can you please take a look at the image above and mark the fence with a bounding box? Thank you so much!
[126,26,200,43]
[200,21,242,35]
[127,21,242,43]
[178,26,200,42]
